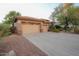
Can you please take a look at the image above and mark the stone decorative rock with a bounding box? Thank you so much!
[5,50,16,56]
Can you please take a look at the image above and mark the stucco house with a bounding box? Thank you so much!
[13,16,50,35]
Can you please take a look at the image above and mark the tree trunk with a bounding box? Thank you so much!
[64,17,69,32]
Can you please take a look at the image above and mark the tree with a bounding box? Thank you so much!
[3,11,21,24]
[64,6,79,31]
[0,11,21,37]
[50,4,79,32]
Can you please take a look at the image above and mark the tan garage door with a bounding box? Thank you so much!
[43,25,48,32]
[21,23,40,35]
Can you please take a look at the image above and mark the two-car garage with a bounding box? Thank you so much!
[14,16,50,35]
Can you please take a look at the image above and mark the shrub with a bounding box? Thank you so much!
[0,23,12,37]
[74,27,79,34]
[52,26,60,32]
[52,29,60,32]
[55,25,61,29]
[49,24,60,32]
[54,25,63,31]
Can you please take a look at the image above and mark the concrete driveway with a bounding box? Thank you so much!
[24,32,79,56]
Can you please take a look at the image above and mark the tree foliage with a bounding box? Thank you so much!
[0,11,21,37]
[3,11,21,24]
[51,4,79,32]
[0,23,11,37]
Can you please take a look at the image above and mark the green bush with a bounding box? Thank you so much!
[54,25,63,31]
[52,27,60,32]
[55,25,61,29]
[0,23,12,37]
[49,25,60,32]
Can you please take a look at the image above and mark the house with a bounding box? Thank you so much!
[14,16,50,35]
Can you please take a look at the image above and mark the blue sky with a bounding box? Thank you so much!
[0,3,60,22]
[74,3,79,6]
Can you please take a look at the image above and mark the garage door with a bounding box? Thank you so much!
[43,25,48,32]
[21,23,40,35]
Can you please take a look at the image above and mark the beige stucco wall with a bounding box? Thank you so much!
[15,20,22,34]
